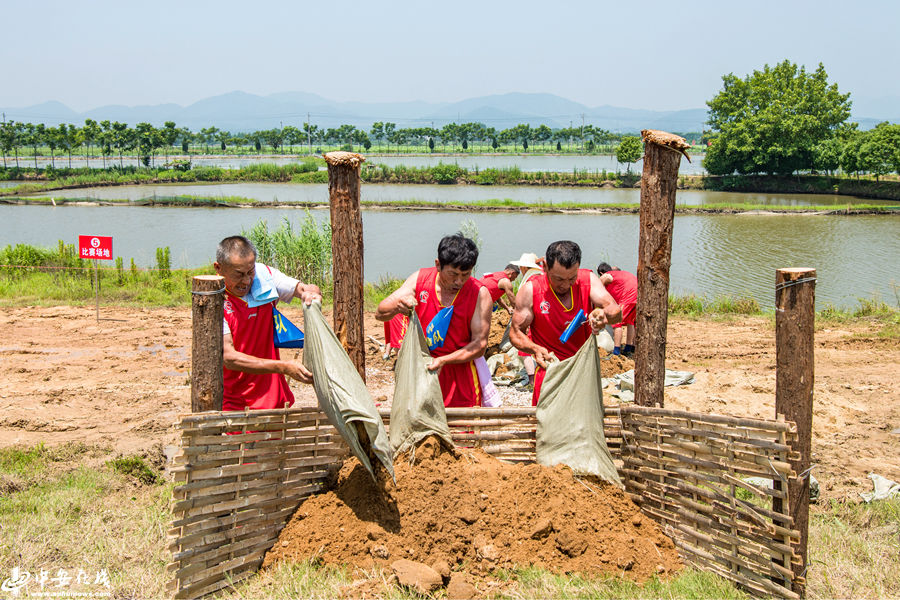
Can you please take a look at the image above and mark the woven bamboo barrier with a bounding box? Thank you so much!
[167,404,800,599]
[166,406,346,600]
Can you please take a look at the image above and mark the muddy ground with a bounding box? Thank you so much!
[0,304,896,500]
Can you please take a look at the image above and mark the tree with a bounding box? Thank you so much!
[704,60,851,175]
[161,121,178,161]
[860,122,900,179]
[178,127,193,154]
[616,136,643,173]
[82,119,100,163]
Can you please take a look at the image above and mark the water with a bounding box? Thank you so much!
[22,182,893,207]
[2,204,897,308]
[2,152,705,174]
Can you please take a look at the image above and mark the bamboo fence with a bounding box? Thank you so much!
[167,405,800,599]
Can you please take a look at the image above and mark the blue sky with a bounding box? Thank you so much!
[4,0,898,112]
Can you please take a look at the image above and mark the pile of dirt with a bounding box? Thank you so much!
[600,353,634,378]
[263,437,680,586]
[485,311,511,357]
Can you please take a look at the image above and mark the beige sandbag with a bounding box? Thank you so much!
[389,312,454,458]
[536,336,622,486]
[302,302,394,481]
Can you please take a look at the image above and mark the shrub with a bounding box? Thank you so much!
[431,163,464,184]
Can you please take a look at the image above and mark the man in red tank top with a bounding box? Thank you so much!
[213,236,321,411]
[509,241,621,405]
[478,264,519,314]
[596,262,638,357]
[376,234,492,407]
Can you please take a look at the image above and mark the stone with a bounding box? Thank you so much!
[366,524,385,541]
[390,559,443,594]
[430,559,451,582]
[477,543,499,562]
[447,573,477,599]
[555,529,587,557]
[632,515,642,527]
[369,544,390,560]
[457,506,480,524]
[530,518,554,539]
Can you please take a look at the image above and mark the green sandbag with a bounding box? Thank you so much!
[536,335,622,486]
[389,312,454,458]
[301,302,394,481]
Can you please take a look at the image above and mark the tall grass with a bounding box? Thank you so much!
[668,293,762,316]
[242,213,333,295]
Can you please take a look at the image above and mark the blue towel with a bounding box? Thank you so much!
[246,263,280,307]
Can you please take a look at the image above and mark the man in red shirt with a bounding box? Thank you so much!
[376,234,492,407]
[478,264,519,314]
[214,236,321,412]
[596,262,638,357]
[509,241,621,405]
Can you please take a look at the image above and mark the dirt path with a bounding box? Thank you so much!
[0,305,896,499]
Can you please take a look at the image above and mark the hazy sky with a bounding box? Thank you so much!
[3,0,898,112]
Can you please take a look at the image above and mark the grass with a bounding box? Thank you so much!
[1,442,898,599]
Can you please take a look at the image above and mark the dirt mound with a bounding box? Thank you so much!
[600,353,634,378]
[485,311,511,357]
[263,437,680,583]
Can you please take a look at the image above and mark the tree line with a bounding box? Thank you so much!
[0,119,644,168]
[703,60,900,179]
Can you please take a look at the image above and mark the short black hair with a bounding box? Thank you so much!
[504,263,518,274]
[545,240,581,269]
[217,236,257,265]
[596,261,613,275]
[437,234,479,271]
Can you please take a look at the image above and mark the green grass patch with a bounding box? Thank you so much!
[668,294,762,317]
[107,456,163,486]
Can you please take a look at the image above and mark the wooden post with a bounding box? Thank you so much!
[633,130,690,407]
[774,267,816,597]
[191,275,225,412]
[324,151,366,381]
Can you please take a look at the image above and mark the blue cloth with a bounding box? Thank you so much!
[246,263,280,307]
[425,306,454,351]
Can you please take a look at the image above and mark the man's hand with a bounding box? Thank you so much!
[299,283,322,306]
[282,361,314,384]
[588,308,608,334]
[427,356,444,373]
[397,294,417,316]
[532,345,553,370]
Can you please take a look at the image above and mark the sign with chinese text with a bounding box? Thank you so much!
[78,235,113,260]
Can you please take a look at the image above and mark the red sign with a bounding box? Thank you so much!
[78,235,114,260]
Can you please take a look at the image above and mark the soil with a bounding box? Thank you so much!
[485,310,511,357]
[0,305,897,499]
[262,437,680,582]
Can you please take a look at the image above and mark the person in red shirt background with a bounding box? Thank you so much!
[478,264,519,314]
[509,240,621,405]
[214,236,321,412]
[375,234,492,407]
[596,262,638,357]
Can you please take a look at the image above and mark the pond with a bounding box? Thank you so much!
[2,204,897,308]
[23,182,893,207]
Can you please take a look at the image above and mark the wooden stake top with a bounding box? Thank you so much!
[641,129,691,161]
[324,151,366,168]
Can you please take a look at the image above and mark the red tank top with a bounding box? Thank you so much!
[414,267,480,357]
[530,269,593,361]
[605,270,638,305]
[478,271,507,302]
[223,289,294,411]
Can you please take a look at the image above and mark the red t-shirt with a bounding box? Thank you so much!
[223,293,294,411]
[414,267,482,407]
[478,271,508,303]
[530,268,593,404]
[604,270,637,305]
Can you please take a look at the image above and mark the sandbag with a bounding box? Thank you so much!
[302,302,393,481]
[389,312,454,458]
[535,336,622,486]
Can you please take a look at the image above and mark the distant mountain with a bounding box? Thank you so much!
[1,91,895,134]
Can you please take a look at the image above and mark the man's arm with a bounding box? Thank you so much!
[587,271,621,332]
[497,278,516,313]
[427,286,492,371]
[508,281,553,368]
[375,271,418,322]
[223,333,313,383]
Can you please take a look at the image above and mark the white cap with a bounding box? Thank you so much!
[510,252,541,270]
